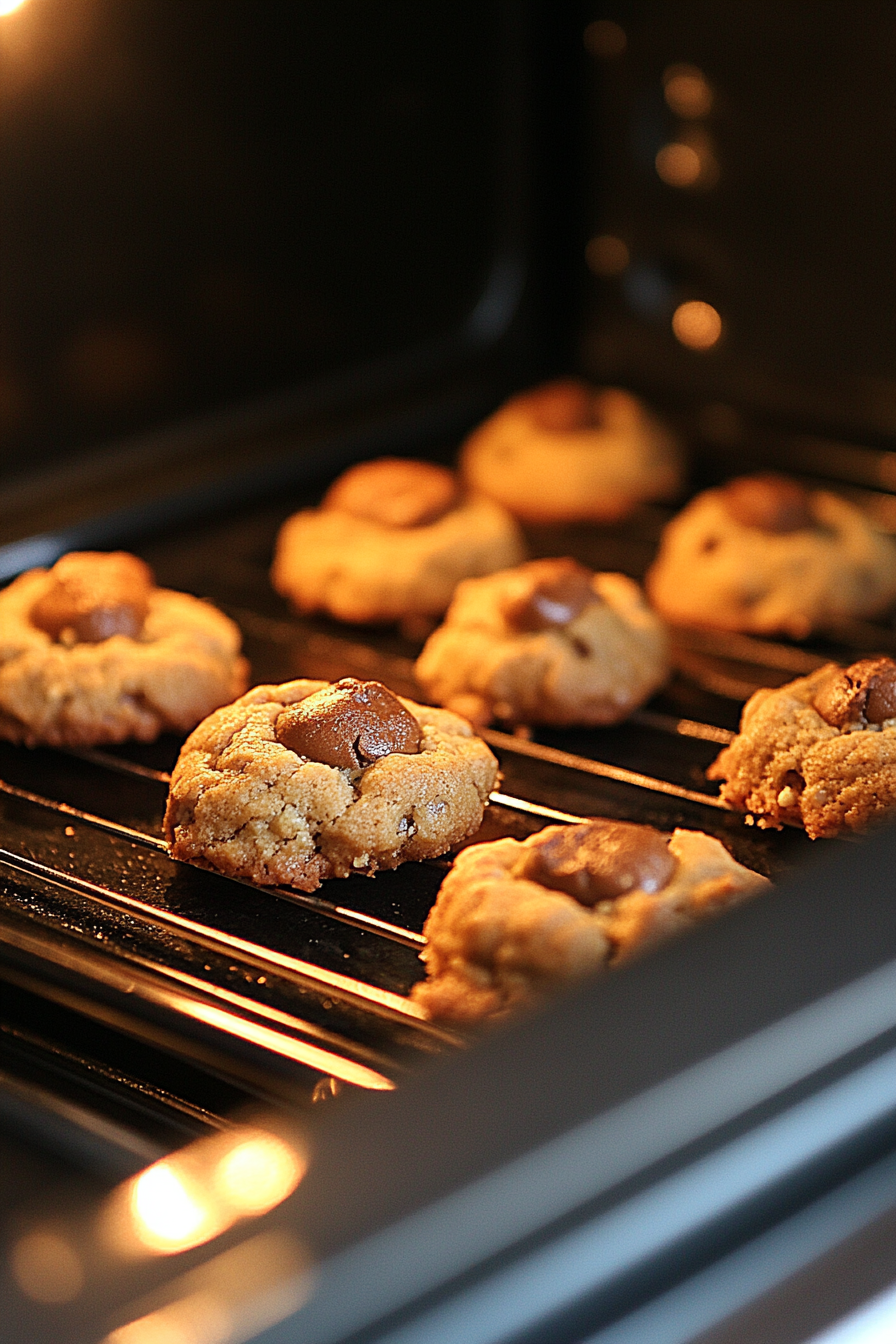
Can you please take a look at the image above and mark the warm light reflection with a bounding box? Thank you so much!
[110,1127,308,1258]
[11,1230,84,1303]
[656,129,718,189]
[585,234,630,276]
[107,1291,229,1344]
[663,64,714,117]
[131,1163,219,1255]
[175,996,395,1089]
[214,1133,305,1218]
[672,300,723,350]
[105,1232,312,1344]
[655,142,702,187]
[583,19,626,59]
[0,0,30,16]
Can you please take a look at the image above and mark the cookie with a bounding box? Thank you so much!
[414,558,669,727]
[646,474,896,638]
[0,551,248,747]
[708,656,896,838]
[411,819,769,1023]
[164,677,499,890]
[459,380,682,524]
[271,457,525,626]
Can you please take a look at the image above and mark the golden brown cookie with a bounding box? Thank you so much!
[708,657,896,838]
[271,457,525,626]
[164,677,499,890]
[459,381,682,524]
[412,820,769,1023]
[414,558,669,727]
[0,552,248,747]
[646,474,896,638]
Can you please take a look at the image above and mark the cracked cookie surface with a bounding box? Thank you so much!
[0,557,248,747]
[708,658,896,838]
[411,822,769,1023]
[164,678,499,890]
[414,561,669,727]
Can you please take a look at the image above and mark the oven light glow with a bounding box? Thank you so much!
[131,1162,218,1254]
[214,1133,306,1217]
[656,129,719,189]
[110,1126,308,1257]
[663,64,714,118]
[655,142,702,187]
[0,0,30,14]
[672,301,723,350]
[10,1229,84,1303]
[106,1291,232,1344]
[584,19,626,60]
[585,234,630,277]
[104,1231,313,1344]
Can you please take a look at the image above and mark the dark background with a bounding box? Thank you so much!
[0,1,892,495]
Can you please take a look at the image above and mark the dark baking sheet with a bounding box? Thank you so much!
[2,481,889,1128]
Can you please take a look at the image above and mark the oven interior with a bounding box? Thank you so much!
[1,4,895,1342]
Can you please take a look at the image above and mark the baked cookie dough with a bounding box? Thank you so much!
[0,551,248,747]
[412,819,769,1023]
[459,380,682,524]
[414,558,669,727]
[708,656,896,838]
[646,474,896,638]
[164,677,499,890]
[271,457,525,626]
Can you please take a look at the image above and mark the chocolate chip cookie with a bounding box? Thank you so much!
[164,677,499,890]
[0,551,248,747]
[414,558,669,727]
[708,656,896,838]
[460,381,682,524]
[412,819,769,1023]
[271,457,525,626]
[646,474,896,638]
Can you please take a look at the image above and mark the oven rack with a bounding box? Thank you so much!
[0,665,819,1116]
[0,506,881,1147]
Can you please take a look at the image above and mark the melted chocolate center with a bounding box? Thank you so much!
[813,657,896,727]
[525,379,597,432]
[323,458,460,528]
[275,678,423,769]
[514,819,677,906]
[30,551,154,643]
[501,558,599,632]
[722,474,815,534]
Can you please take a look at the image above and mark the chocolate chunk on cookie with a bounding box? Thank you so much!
[275,678,422,768]
[31,551,154,643]
[500,557,599,632]
[524,379,596,432]
[0,551,248,747]
[416,561,668,727]
[412,823,768,1024]
[165,678,498,890]
[460,381,682,524]
[272,457,524,625]
[514,818,677,905]
[812,657,896,727]
[647,478,896,638]
[709,660,896,838]
[722,474,815,534]
[323,458,460,529]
